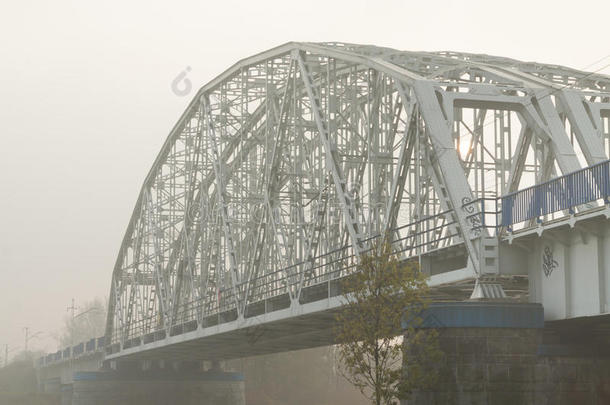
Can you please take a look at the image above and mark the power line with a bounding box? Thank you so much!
[580,53,610,71]
[67,298,78,320]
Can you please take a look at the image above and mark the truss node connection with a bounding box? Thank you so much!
[105,42,610,351]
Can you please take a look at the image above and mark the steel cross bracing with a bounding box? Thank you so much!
[105,42,610,350]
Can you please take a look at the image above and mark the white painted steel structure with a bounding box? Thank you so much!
[104,42,610,360]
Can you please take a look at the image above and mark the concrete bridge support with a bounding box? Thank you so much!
[41,361,245,405]
[70,370,244,405]
[403,302,610,405]
[40,377,61,395]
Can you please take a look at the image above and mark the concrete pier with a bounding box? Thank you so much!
[403,302,610,405]
[69,369,244,405]
[39,366,245,405]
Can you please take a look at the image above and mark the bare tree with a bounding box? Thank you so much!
[58,297,106,348]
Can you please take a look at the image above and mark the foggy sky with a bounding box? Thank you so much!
[1,0,609,356]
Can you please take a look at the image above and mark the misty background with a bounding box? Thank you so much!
[1,0,609,359]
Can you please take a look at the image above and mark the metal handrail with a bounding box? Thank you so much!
[500,159,609,227]
[108,208,463,346]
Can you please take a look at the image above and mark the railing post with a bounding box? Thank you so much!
[598,163,604,201]
[565,172,573,215]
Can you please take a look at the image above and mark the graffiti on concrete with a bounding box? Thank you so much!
[542,246,558,277]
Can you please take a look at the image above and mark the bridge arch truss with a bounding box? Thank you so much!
[105,42,610,353]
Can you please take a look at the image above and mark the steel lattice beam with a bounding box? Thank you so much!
[105,42,610,352]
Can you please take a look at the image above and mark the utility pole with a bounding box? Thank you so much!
[67,298,78,320]
[67,298,78,346]
[23,327,29,352]
[3,345,17,367]
[22,328,43,354]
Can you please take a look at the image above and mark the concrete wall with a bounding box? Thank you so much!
[406,327,610,405]
[404,302,610,405]
[513,212,610,320]
[536,221,610,319]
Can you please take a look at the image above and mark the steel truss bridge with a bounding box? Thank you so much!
[90,42,610,363]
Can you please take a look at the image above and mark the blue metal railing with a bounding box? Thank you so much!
[501,159,610,227]
[73,342,84,356]
[36,336,105,367]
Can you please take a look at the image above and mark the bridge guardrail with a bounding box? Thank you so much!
[73,342,84,356]
[461,159,610,232]
[500,159,609,228]
[35,335,106,368]
[115,208,464,349]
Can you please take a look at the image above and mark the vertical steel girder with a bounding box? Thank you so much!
[106,43,610,349]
